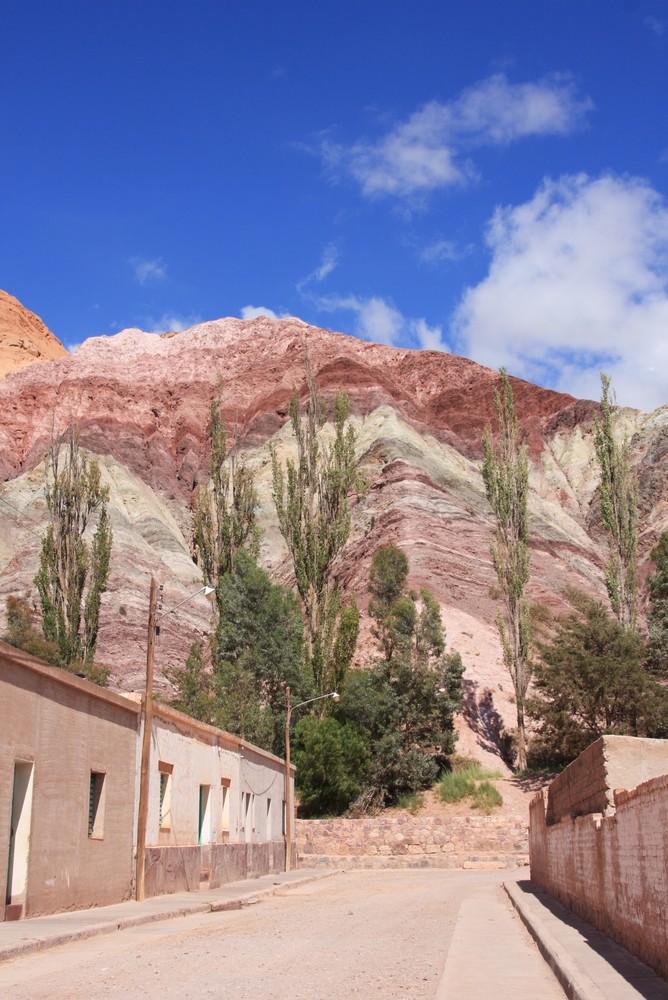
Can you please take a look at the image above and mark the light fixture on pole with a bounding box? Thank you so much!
[135,579,215,902]
[284,688,340,873]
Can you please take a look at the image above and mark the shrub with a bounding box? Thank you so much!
[438,770,474,803]
[396,792,425,814]
[438,760,504,812]
[471,781,503,814]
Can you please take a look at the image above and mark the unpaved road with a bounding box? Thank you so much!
[0,870,564,999]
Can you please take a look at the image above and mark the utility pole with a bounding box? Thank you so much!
[284,686,292,872]
[135,576,157,901]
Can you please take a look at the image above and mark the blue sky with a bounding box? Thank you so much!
[2,0,668,409]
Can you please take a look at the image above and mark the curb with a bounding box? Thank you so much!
[0,870,341,964]
[504,881,608,1000]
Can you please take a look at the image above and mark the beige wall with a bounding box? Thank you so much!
[529,736,668,981]
[140,705,292,897]
[0,646,139,919]
[146,705,290,849]
[1,645,294,917]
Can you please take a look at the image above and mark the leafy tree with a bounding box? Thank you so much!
[213,551,308,754]
[368,543,409,659]
[646,532,668,678]
[342,545,463,811]
[171,551,309,757]
[528,590,663,766]
[167,641,216,724]
[593,373,639,630]
[482,369,531,770]
[293,715,370,817]
[271,355,364,695]
[34,428,112,678]
[192,391,259,600]
[3,595,61,666]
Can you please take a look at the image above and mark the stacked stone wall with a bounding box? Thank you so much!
[530,737,668,981]
[296,814,528,870]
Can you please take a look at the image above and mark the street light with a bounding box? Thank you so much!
[135,577,216,901]
[284,687,340,872]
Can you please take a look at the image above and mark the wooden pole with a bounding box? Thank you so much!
[284,686,292,872]
[135,576,157,901]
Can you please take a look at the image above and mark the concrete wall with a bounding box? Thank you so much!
[0,645,140,919]
[529,736,668,981]
[297,814,528,870]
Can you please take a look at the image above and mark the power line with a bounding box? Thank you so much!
[0,496,43,539]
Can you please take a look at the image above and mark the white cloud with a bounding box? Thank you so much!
[131,257,167,285]
[311,292,448,356]
[239,305,291,320]
[410,318,451,353]
[146,312,202,334]
[322,74,592,199]
[452,173,668,410]
[419,238,472,265]
[315,294,405,345]
[297,245,339,292]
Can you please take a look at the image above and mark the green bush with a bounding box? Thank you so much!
[396,792,425,814]
[294,716,370,817]
[438,761,504,812]
[438,770,475,803]
[471,780,503,814]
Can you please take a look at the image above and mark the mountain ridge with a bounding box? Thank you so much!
[1,294,666,756]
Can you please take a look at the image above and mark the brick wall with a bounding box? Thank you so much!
[545,735,668,825]
[296,814,528,870]
[530,737,668,981]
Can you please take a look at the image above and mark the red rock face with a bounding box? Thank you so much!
[0,290,68,378]
[0,315,585,487]
[0,311,665,750]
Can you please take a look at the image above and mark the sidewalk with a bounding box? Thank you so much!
[505,878,668,1000]
[0,868,339,964]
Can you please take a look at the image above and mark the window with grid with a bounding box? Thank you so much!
[158,761,173,831]
[88,771,105,839]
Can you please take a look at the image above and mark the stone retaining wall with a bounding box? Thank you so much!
[296,814,528,870]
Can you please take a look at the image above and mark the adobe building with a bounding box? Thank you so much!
[1,643,139,920]
[142,703,292,897]
[529,735,668,981]
[1,642,294,920]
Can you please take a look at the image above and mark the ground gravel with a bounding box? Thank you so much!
[0,870,563,1000]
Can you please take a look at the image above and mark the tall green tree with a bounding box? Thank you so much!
[528,590,661,766]
[34,428,112,677]
[343,544,463,812]
[593,373,639,630]
[192,391,259,597]
[271,355,363,695]
[646,531,668,677]
[170,551,308,756]
[482,369,531,770]
[214,551,308,754]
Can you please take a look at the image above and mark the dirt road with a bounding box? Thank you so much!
[0,870,564,999]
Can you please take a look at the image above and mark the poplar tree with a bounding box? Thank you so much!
[646,532,668,677]
[482,369,531,770]
[192,392,259,594]
[34,428,112,676]
[593,373,639,630]
[271,355,363,695]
